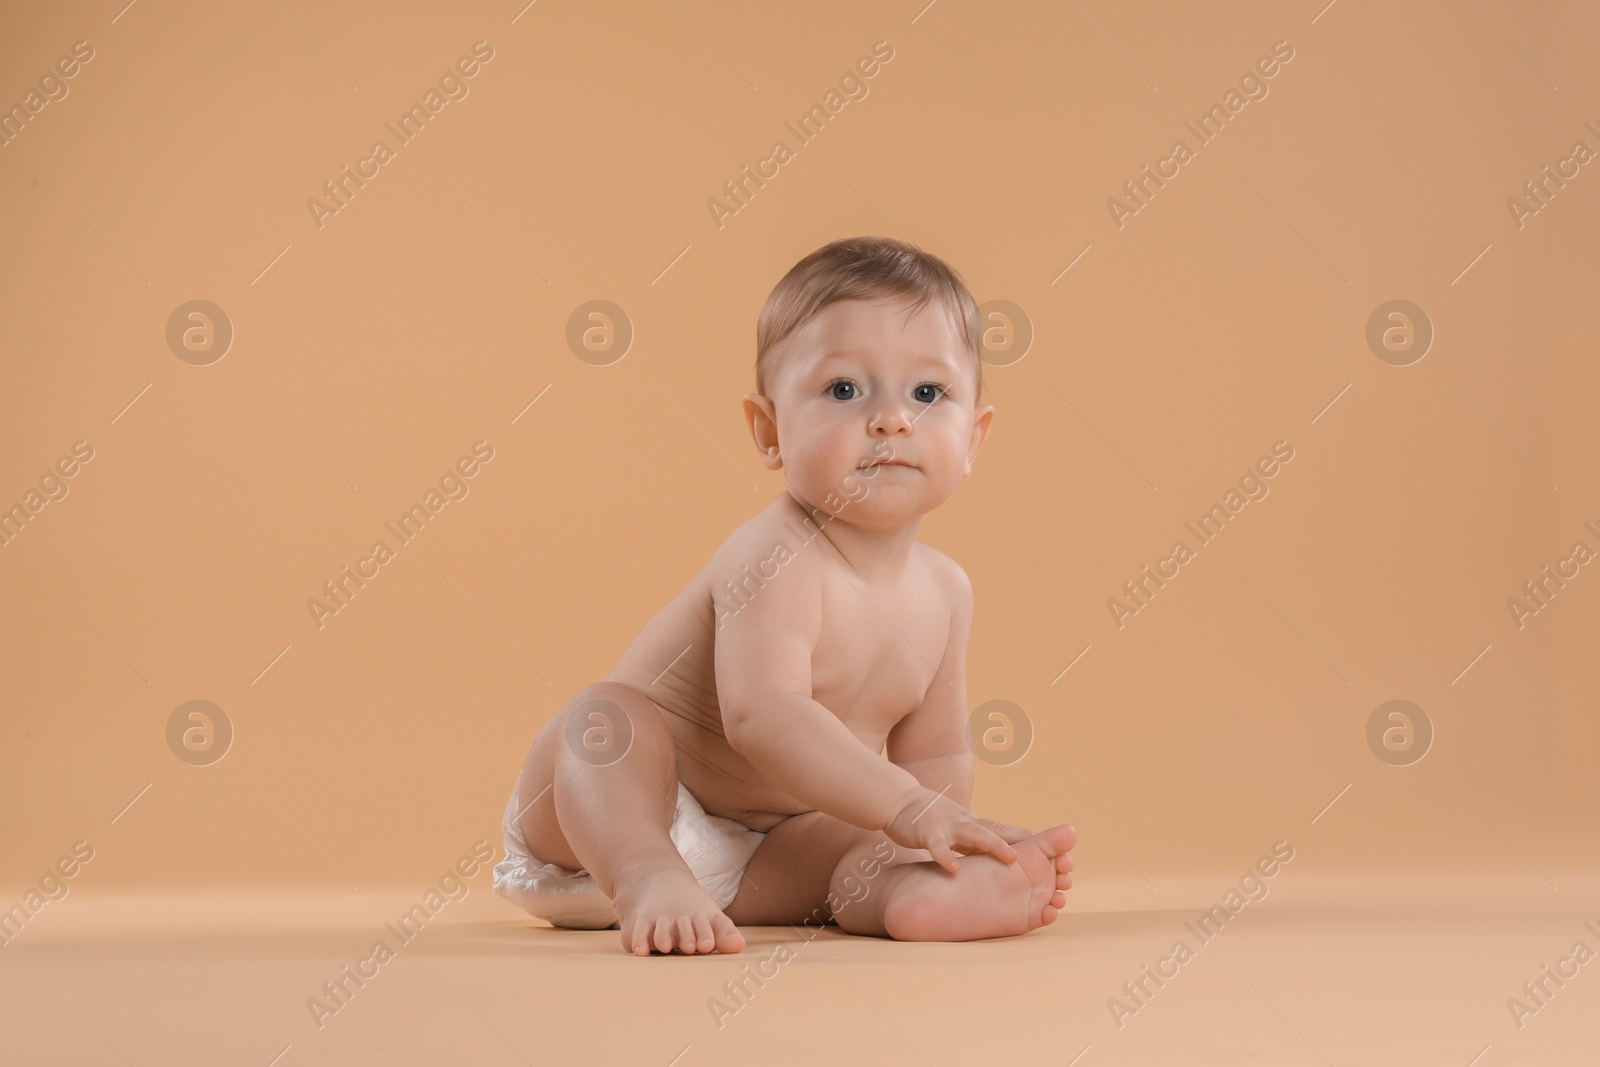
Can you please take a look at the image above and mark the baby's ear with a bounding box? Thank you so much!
[964,403,995,476]
[742,392,783,470]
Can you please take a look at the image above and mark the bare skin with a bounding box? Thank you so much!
[511,296,1076,955]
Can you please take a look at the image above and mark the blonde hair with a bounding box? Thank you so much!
[755,235,983,399]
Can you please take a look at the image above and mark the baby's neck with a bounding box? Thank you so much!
[786,489,921,584]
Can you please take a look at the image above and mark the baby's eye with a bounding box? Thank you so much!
[826,379,860,401]
[913,383,946,404]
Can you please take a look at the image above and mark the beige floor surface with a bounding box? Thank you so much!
[2,875,1596,1066]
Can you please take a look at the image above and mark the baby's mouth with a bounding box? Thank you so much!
[860,459,915,469]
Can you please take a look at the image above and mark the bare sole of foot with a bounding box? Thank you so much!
[881,823,1077,942]
[614,865,746,956]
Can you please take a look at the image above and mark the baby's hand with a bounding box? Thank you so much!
[882,786,1020,872]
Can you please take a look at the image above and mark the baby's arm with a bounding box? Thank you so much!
[715,561,924,831]
[880,562,1027,869]
[884,564,978,807]
[716,555,1017,868]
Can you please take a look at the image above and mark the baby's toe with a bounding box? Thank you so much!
[1053,824,1078,854]
[675,916,697,954]
[711,911,746,954]
[653,917,677,954]
[692,914,716,953]
[626,921,652,957]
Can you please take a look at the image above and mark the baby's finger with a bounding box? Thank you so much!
[974,825,1019,862]
[952,823,1017,862]
[927,838,963,873]
[980,819,1034,844]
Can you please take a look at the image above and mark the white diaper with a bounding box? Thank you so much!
[492,775,767,930]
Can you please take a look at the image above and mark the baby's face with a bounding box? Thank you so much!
[748,297,993,528]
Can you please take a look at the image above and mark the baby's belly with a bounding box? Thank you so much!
[657,704,813,832]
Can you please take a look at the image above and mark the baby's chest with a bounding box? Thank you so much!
[809,584,950,724]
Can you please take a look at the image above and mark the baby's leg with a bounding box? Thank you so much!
[516,681,744,956]
[725,811,1075,941]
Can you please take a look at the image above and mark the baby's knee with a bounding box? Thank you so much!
[553,681,674,766]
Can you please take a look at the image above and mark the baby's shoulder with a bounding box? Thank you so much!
[912,543,972,606]
[700,493,831,581]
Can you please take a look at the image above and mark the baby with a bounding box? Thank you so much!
[494,235,1076,955]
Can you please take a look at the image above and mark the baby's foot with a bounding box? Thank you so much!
[881,823,1076,942]
[613,863,746,956]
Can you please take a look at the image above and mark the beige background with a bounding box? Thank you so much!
[3,1,1597,1063]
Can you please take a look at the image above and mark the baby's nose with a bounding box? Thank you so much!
[869,406,913,434]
